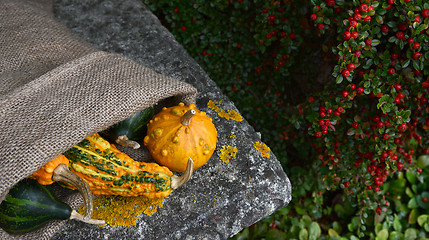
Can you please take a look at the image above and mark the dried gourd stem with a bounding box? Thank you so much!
[52,163,93,220]
[116,135,140,149]
[70,210,105,225]
[181,109,196,126]
[171,158,194,189]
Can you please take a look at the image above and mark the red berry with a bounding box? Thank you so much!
[398,23,407,31]
[354,13,361,21]
[394,84,401,91]
[337,106,344,113]
[343,31,351,40]
[396,31,404,39]
[376,207,382,214]
[351,31,359,39]
[412,52,421,60]
[388,68,395,75]
[359,4,368,12]
[318,23,325,30]
[310,14,317,21]
[414,15,421,23]
[342,69,350,77]
[381,25,389,33]
[319,120,325,126]
[352,122,359,128]
[365,39,372,46]
[383,133,389,139]
[412,42,421,50]
[356,87,364,94]
[397,92,405,99]
[325,119,331,126]
[423,197,428,203]
[387,0,394,5]
[398,123,407,131]
[422,81,429,88]
[342,90,349,98]
[422,9,429,18]
[315,131,322,137]
[347,63,355,71]
[349,20,357,27]
[344,181,350,188]
[397,162,403,170]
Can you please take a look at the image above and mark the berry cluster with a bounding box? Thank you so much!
[303,0,429,212]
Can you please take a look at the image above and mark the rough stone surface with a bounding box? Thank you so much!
[51,0,292,239]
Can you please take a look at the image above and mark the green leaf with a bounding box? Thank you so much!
[377,95,394,112]
[393,214,402,232]
[402,59,410,68]
[388,178,406,195]
[266,228,287,240]
[413,60,421,71]
[417,214,429,227]
[417,192,429,209]
[299,228,308,240]
[408,197,418,209]
[406,169,417,184]
[408,209,419,224]
[308,222,321,240]
[375,15,383,24]
[389,231,403,240]
[404,228,418,239]
[300,215,312,227]
[376,229,389,240]
[417,155,429,169]
[372,39,381,46]
[328,228,339,236]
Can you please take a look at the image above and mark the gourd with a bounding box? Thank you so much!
[0,179,104,233]
[28,154,94,219]
[33,133,193,198]
[144,103,217,172]
[100,107,154,149]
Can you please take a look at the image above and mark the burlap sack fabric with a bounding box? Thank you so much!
[0,0,197,239]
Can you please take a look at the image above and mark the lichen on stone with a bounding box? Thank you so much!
[253,141,271,158]
[219,145,238,163]
[78,195,164,227]
[207,100,243,122]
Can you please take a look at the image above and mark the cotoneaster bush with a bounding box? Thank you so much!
[299,0,429,211]
[143,0,429,238]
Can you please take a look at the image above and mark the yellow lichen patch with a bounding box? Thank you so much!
[78,195,164,227]
[230,134,236,139]
[219,146,238,163]
[254,141,271,158]
[207,100,243,122]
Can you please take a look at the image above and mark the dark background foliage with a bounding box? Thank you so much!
[143,0,429,238]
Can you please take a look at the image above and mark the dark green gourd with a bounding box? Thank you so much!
[0,179,104,233]
[101,107,154,149]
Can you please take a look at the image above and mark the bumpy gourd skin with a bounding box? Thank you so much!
[62,133,174,198]
[144,103,217,172]
[29,154,70,185]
